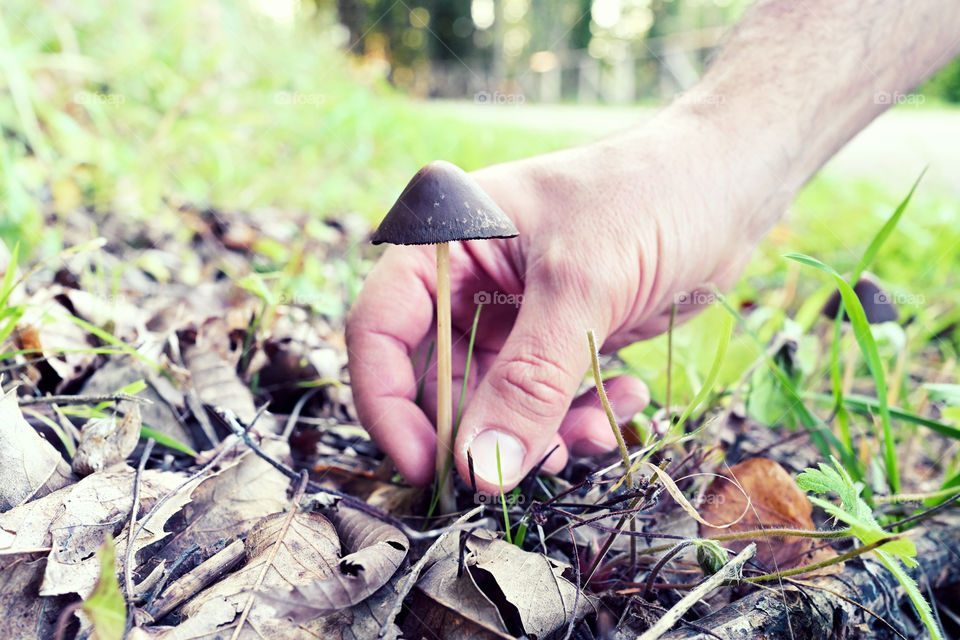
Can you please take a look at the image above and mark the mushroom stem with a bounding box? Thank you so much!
[435,241,456,514]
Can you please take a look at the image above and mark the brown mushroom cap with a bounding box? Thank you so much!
[822,274,899,324]
[371,160,519,246]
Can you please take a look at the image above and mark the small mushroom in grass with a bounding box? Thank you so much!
[372,161,518,513]
[821,273,899,323]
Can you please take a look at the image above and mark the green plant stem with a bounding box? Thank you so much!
[587,329,631,488]
[741,534,903,583]
[665,303,676,422]
[641,527,853,556]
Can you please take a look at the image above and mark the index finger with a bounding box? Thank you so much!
[345,245,438,486]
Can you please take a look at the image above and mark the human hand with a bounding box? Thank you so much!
[346,111,769,494]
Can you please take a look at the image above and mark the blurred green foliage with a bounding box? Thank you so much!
[0,1,575,258]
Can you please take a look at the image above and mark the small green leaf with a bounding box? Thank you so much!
[82,536,126,640]
[694,539,728,576]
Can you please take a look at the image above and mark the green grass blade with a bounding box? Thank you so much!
[786,254,899,492]
[852,169,925,282]
[0,242,20,310]
[496,441,512,544]
[673,311,732,432]
[805,392,960,440]
[827,170,923,476]
[454,303,482,435]
[141,425,197,456]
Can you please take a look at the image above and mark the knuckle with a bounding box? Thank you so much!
[492,352,571,423]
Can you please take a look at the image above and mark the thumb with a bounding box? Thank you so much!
[456,291,600,493]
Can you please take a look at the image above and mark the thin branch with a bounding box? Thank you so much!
[638,543,756,640]
[125,439,155,601]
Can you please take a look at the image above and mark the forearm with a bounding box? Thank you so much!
[666,0,960,238]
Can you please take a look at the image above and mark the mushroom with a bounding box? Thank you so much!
[821,273,899,324]
[372,160,518,512]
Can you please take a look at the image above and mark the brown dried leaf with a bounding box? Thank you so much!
[0,467,185,598]
[181,318,259,426]
[698,457,839,573]
[155,437,291,564]
[417,530,594,639]
[0,557,72,639]
[0,388,73,511]
[72,404,142,476]
[166,510,342,638]
[267,507,408,618]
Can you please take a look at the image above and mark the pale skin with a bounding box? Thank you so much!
[346,0,960,494]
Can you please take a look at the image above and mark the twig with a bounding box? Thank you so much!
[642,541,693,600]
[883,494,960,531]
[637,543,756,640]
[379,506,484,638]
[217,408,460,541]
[230,471,309,640]
[563,526,582,640]
[125,439,155,602]
[19,392,152,406]
[281,386,322,439]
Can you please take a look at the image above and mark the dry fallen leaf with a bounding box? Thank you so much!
[155,437,292,565]
[181,318,259,426]
[0,556,73,639]
[0,466,186,598]
[267,506,408,618]
[698,457,839,573]
[0,387,73,511]
[72,404,142,476]
[416,530,594,639]
[164,509,342,638]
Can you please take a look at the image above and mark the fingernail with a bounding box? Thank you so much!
[468,430,525,486]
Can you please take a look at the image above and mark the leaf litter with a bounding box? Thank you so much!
[1,206,958,639]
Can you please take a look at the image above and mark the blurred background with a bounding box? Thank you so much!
[1,0,958,324]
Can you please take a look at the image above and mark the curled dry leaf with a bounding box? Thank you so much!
[72,404,142,476]
[268,506,409,619]
[0,388,73,511]
[82,353,192,447]
[415,530,594,639]
[166,506,409,639]
[698,457,839,574]
[0,466,186,598]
